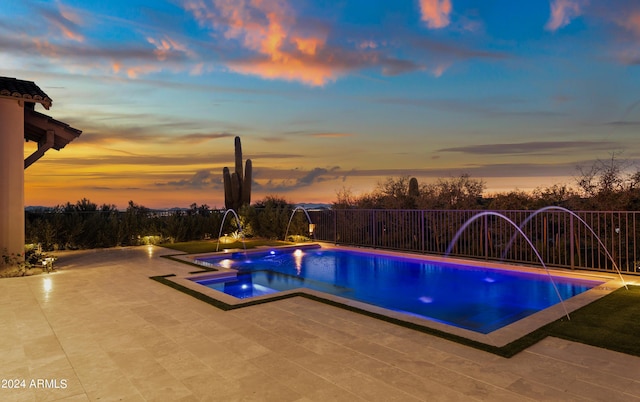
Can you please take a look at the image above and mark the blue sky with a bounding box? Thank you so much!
[2,0,640,208]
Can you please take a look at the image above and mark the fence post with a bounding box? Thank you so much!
[372,210,376,248]
[421,210,425,254]
[333,210,338,246]
[484,214,489,260]
[570,214,575,270]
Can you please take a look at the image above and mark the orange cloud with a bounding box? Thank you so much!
[186,0,341,86]
[31,38,59,58]
[211,0,292,52]
[419,0,452,29]
[294,37,323,56]
[54,22,84,42]
[230,58,339,87]
[126,64,162,78]
[545,0,587,32]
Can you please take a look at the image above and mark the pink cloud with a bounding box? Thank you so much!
[431,63,450,77]
[147,36,194,61]
[612,10,640,65]
[620,11,640,36]
[22,33,195,79]
[40,3,85,42]
[357,40,379,50]
[419,0,452,29]
[190,62,205,75]
[545,0,587,32]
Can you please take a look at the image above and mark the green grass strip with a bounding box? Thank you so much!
[540,285,640,356]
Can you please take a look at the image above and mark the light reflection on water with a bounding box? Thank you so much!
[195,248,603,334]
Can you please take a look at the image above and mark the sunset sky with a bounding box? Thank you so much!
[3,0,640,209]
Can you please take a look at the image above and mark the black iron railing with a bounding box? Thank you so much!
[308,209,640,275]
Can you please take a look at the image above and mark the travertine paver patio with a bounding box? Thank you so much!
[1,245,639,401]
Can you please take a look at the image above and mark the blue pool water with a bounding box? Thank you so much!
[193,247,603,333]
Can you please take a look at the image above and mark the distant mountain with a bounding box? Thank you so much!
[294,203,331,210]
[25,206,55,212]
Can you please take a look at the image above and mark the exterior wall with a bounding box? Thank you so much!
[0,98,25,260]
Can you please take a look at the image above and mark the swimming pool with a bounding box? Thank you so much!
[190,245,604,334]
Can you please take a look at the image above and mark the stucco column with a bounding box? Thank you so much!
[0,98,25,261]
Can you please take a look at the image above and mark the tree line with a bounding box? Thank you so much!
[26,154,640,251]
[26,196,310,251]
[333,154,640,211]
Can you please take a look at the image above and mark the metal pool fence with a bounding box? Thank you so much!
[307,209,640,275]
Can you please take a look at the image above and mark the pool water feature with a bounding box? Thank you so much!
[191,246,604,334]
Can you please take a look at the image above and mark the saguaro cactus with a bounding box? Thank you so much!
[408,177,419,198]
[223,136,252,210]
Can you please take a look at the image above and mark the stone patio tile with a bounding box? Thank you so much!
[0,245,638,401]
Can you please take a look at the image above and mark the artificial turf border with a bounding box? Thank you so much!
[538,285,640,357]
